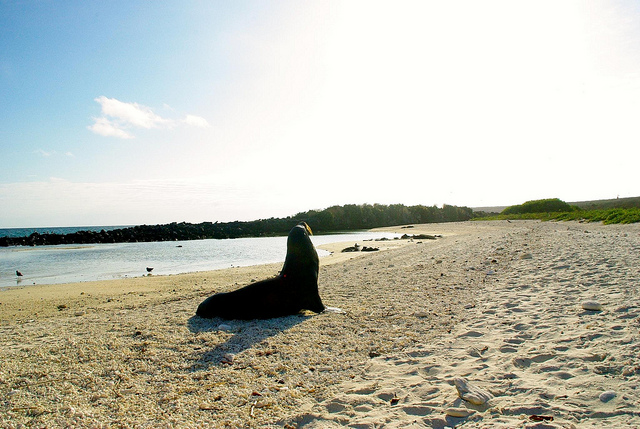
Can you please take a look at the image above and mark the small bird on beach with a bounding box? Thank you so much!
[146,267,154,273]
[16,270,23,277]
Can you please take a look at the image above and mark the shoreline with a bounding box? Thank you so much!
[2,220,639,427]
[0,229,407,289]
[0,228,419,323]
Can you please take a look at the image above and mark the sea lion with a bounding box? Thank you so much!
[196,222,325,319]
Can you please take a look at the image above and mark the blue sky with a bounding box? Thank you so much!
[1,1,640,227]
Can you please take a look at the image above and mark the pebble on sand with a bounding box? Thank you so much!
[445,407,475,417]
[599,390,616,402]
[582,300,603,311]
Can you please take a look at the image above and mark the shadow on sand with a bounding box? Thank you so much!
[186,314,311,371]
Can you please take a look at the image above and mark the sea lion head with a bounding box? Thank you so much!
[287,222,314,252]
[282,221,318,276]
[298,221,313,236]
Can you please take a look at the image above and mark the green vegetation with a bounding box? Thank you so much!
[298,203,473,232]
[552,208,640,224]
[501,198,577,215]
[477,198,640,225]
[571,196,640,210]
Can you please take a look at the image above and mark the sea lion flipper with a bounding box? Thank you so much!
[305,292,325,313]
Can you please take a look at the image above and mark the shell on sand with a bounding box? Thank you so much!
[453,377,493,405]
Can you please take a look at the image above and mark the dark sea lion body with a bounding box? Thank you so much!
[196,222,324,319]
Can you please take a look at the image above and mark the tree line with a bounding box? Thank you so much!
[0,203,475,247]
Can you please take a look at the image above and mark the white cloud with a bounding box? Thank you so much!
[34,149,55,157]
[88,116,134,139]
[94,96,168,129]
[182,114,210,128]
[88,96,210,138]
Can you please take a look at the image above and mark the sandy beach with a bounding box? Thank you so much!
[1,220,639,428]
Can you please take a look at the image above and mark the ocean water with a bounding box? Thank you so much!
[0,225,130,238]
[0,231,401,288]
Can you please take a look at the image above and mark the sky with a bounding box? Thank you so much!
[1,0,640,228]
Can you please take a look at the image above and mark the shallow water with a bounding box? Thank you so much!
[0,231,400,288]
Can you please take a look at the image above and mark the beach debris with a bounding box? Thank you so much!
[599,390,616,402]
[467,345,488,357]
[323,306,345,314]
[520,253,533,260]
[454,377,493,405]
[400,233,439,240]
[250,396,272,417]
[74,311,85,317]
[253,398,270,408]
[445,407,475,418]
[529,415,554,422]
[414,234,438,240]
[57,304,67,311]
[342,244,361,252]
[582,300,603,311]
[12,405,47,416]
[61,405,76,416]
[390,393,400,406]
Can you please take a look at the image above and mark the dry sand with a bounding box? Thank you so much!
[1,220,639,428]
